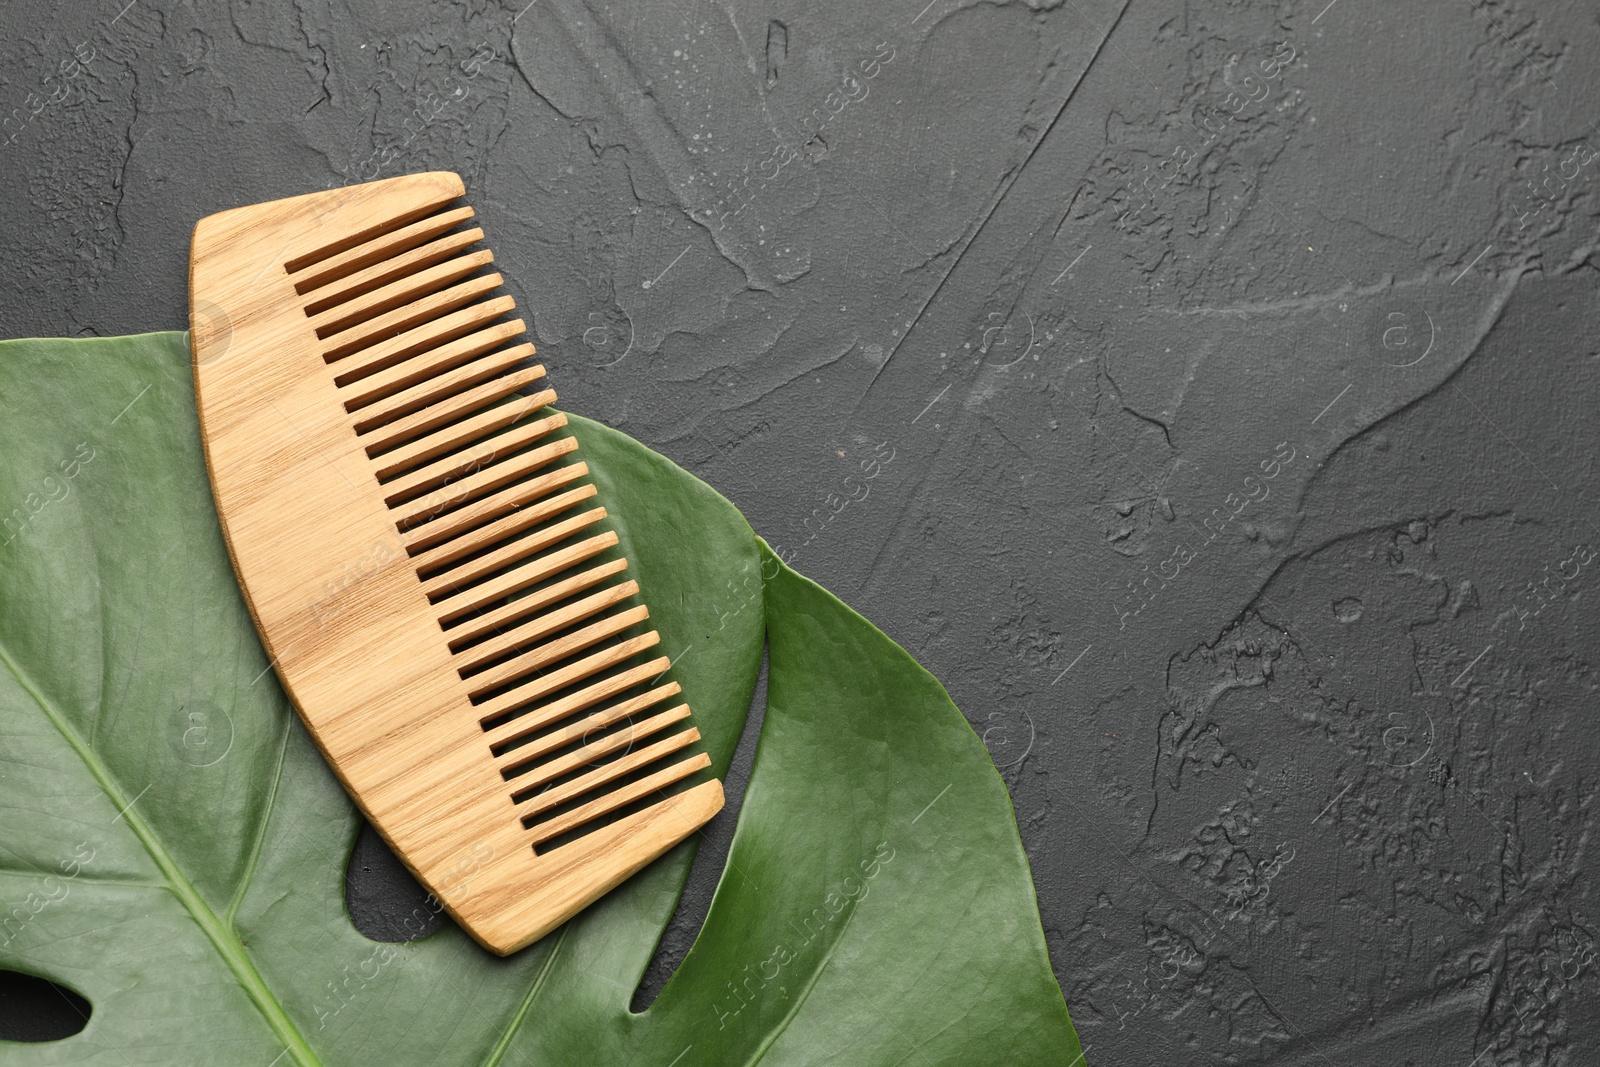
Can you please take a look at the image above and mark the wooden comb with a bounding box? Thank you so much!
[187,171,723,956]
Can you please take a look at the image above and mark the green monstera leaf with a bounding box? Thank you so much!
[0,333,1081,1066]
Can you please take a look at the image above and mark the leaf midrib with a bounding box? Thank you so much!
[743,883,864,1067]
[478,927,567,1067]
[0,637,321,1067]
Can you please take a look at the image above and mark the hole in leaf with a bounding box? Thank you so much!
[345,821,444,942]
[630,645,768,1013]
[0,970,91,1042]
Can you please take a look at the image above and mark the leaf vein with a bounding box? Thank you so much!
[479,927,569,1067]
[0,636,323,1067]
[227,706,293,927]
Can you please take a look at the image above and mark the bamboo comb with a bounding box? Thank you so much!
[188,171,723,956]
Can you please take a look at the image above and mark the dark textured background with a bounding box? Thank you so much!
[3,0,1599,1063]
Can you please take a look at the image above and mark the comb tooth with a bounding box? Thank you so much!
[382,412,567,503]
[288,205,476,291]
[433,532,618,622]
[510,716,696,805]
[360,370,549,454]
[372,392,553,478]
[401,461,587,552]
[473,633,661,723]
[281,182,466,276]
[346,339,532,415]
[351,348,537,430]
[322,275,506,363]
[346,338,531,419]
[445,558,630,647]
[309,249,496,336]
[420,508,608,598]
[300,228,485,315]
[485,666,676,751]
[524,753,712,847]
[491,686,683,763]
[413,485,598,573]
[451,580,638,667]
[516,727,701,817]
[342,324,526,411]
[395,437,578,527]
[461,606,651,697]
[333,296,518,383]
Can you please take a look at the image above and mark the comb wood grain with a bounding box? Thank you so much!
[189,170,722,956]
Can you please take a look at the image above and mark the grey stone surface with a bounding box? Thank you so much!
[1,0,1596,1062]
